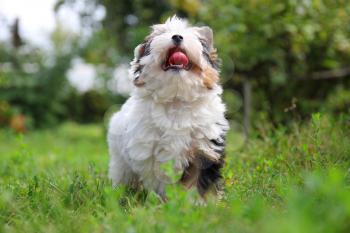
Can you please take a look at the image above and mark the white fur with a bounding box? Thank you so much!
[108,16,228,197]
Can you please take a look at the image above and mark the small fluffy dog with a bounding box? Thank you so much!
[108,16,229,200]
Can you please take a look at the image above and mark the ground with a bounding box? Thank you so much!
[0,113,350,233]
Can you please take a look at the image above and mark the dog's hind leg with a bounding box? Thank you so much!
[196,157,224,197]
[180,154,224,198]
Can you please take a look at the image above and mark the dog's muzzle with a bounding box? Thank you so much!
[162,46,192,71]
[172,34,183,46]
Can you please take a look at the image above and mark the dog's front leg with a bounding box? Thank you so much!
[155,183,168,202]
[136,160,169,202]
[141,175,168,202]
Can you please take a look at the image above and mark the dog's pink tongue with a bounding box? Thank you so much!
[169,51,189,66]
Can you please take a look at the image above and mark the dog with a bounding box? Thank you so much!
[108,16,229,201]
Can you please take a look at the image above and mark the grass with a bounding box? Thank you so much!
[0,113,350,233]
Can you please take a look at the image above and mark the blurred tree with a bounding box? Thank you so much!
[56,0,171,55]
[200,0,350,124]
[0,20,79,128]
[11,18,23,49]
[55,0,350,128]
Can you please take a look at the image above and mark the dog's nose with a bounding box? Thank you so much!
[172,34,183,45]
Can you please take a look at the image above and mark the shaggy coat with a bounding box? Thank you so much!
[108,16,229,199]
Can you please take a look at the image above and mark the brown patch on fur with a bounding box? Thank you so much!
[180,156,222,198]
[180,162,200,189]
[134,76,145,87]
[180,144,222,197]
[191,63,202,76]
[138,45,145,57]
[210,48,220,67]
[191,64,219,89]
[180,146,200,189]
[202,66,219,89]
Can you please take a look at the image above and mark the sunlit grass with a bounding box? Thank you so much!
[0,115,349,233]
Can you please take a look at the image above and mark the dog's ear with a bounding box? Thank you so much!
[196,26,214,49]
[196,26,221,76]
[132,41,149,87]
[134,36,152,60]
[134,43,146,59]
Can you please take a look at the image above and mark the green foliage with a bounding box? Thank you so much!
[201,0,350,76]
[58,0,176,55]
[64,90,113,123]
[0,101,12,127]
[0,28,78,128]
[323,86,350,116]
[56,0,350,125]
[0,114,349,232]
[0,25,115,128]
[200,0,350,123]
[1,2,349,230]
[0,51,69,127]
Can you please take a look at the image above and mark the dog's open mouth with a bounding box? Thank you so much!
[162,47,192,71]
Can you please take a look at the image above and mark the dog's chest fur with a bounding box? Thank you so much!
[120,91,226,172]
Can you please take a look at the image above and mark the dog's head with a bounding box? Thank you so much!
[130,16,221,102]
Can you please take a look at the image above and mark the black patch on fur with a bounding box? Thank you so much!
[199,38,221,71]
[180,155,225,197]
[197,156,225,196]
[134,64,144,75]
[142,40,152,57]
[133,64,144,85]
[133,39,152,79]
[210,136,225,147]
[210,134,226,155]
[197,125,227,195]
[180,132,227,197]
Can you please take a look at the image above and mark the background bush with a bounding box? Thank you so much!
[58,0,350,125]
[0,0,349,129]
